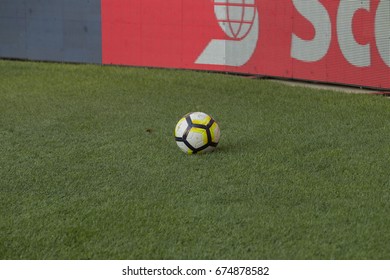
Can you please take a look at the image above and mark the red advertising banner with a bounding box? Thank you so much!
[101,0,390,90]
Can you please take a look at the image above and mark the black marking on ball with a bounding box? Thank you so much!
[185,115,193,127]
[207,118,215,128]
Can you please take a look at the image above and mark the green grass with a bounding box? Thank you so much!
[1,59,390,259]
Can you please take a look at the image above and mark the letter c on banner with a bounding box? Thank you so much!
[337,0,371,67]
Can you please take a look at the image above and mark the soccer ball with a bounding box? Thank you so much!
[174,112,220,154]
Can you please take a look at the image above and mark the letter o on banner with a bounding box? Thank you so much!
[375,0,390,67]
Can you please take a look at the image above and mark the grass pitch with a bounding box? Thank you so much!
[1,59,390,259]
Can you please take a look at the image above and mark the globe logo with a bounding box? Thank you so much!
[214,0,257,40]
[196,0,259,66]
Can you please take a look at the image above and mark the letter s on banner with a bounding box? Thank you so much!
[291,0,331,62]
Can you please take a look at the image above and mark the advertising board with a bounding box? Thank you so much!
[102,0,390,89]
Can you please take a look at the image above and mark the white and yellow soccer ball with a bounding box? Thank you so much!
[174,112,220,154]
